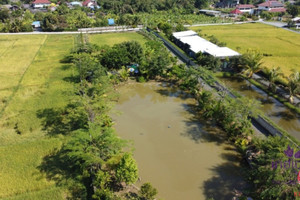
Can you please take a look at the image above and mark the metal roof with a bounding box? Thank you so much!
[172,31,240,58]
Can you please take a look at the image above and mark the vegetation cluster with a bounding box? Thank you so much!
[39,34,161,199]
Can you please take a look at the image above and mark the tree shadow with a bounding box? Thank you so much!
[36,104,87,135]
[202,160,249,200]
[180,104,230,145]
[63,75,80,83]
[271,110,297,121]
[155,84,193,101]
[38,148,75,185]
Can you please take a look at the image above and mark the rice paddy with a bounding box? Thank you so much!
[190,23,300,76]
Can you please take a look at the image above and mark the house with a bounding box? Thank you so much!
[199,9,222,17]
[82,0,98,8]
[236,4,255,14]
[230,8,242,16]
[32,0,51,9]
[172,30,240,59]
[257,1,286,13]
[69,1,82,7]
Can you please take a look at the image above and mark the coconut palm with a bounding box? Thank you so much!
[287,70,300,103]
[242,49,264,78]
[266,67,283,92]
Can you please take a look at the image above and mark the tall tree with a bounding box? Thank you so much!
[266,67,283,92]
[287,70,300,103]
[242,49,264,78]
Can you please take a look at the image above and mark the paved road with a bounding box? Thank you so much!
[259,21,300,34]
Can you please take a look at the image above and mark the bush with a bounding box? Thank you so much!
[139,183,157,200]
[137,76,146,83]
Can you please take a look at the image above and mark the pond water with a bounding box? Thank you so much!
[112,82,246,200]
[219,76,300,140]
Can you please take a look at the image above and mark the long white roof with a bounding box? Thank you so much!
[172,30,240,58]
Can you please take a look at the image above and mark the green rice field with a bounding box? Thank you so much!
[190,23,300,76]
[0,32,147,199]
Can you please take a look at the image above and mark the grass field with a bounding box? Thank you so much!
[190,23,300,76]
[89,32,148,46]
[0,32,147,199]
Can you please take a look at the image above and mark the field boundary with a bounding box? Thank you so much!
[0,35,48,118]
[0,40,17,58]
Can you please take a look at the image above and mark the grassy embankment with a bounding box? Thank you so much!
[0,32,147,200]
[190,23,300,76]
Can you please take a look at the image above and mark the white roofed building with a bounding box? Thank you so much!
[172,30,240,59]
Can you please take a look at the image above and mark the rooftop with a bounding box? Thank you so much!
[32,0,51,4]
[173,31,240,58]
[236,4,255,9]
[258,1,284,7]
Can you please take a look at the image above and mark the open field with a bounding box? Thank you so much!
[0,32,147,199]
[190,23,300,76]
[89,32,148,46]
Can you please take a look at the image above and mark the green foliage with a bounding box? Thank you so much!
[287,70,300,103]
[208,35,226,47]
[265,67,283,92]
[118,66,130,82]
[115,153,138,184]
[139,182,158,200]
[137,76,146,82]
[196,53,221,72]
[139,40,171,79]
[287,5,300,18]
[0,8,9,22]
[101,41,144,70]
[242,49,264,78]
[158,22,173,36]
[248,136,300,199]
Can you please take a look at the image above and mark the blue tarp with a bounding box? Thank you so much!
[32,21,41,27]
[108,18,114,26]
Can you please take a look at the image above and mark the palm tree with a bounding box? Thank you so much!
[287,70,300,103]
[266,67,283,92]
[242,49,264,78]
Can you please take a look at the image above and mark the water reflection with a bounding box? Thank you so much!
[219,76,300,139]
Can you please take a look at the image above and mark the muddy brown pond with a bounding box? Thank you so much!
[112,82,246,200]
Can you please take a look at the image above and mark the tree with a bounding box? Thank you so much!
[196,53,221,72]
[140,40,171,79]
[266,67,283,92]
[139,182,158,200]
[115,153,138,185]
[287,5,299,18]
[0,8,9,22]
[242,49,264,78]
[287,70,300,103]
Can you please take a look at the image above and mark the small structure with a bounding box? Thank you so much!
[199,9,222,17]
[82,0,99,9]
[127,64,139,74]
[172,30,240,59]
[69,1,82,7]
[236,4,255,14]
[257,1,286,13]
[230,8,242,16]
[292,17,300,29]
[32,21,41,28]
[32,0,51,8]
[108,18,115,26]
[9,5,20,11]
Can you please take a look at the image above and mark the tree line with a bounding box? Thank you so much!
[38,34,161,199]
